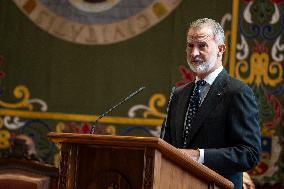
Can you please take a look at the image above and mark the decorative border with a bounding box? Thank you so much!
[0,108,163,126]
[229,0,239,77]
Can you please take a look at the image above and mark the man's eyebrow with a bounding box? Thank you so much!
[187,33,214,41]
[186,41,209,45]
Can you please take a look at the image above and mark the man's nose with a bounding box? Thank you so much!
[190,47,200,57]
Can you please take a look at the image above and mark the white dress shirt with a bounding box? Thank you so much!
[195,65,224,163]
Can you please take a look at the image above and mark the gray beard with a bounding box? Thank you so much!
[188,53,218,74]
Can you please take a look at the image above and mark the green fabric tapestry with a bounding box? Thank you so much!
[1,0,284,186]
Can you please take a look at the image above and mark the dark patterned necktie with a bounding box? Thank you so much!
[183,80,207,148]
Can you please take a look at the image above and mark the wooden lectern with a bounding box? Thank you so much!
[48,133,233,189]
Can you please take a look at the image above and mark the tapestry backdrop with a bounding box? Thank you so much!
[0,0,283,187]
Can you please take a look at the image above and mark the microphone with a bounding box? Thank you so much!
[90,86,146,134]
[160,86,176,139]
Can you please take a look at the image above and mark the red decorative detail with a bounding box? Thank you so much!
[65,122,77,132]
[0,71,6,78]
[248,161,269,176]
[252,41,268,53]
[65,122,110,134]
[264,94,282,129]
[81,123,91,133]
[270,0,284,4]
[89,125,107,134]
[66,122,91,133]
[10,133,17,139]
[0,55,5,78]
[175,65,195,87]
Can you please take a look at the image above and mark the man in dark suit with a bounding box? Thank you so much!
[160,18,261,189]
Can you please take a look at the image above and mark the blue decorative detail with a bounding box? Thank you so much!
[239,5,284,40]
[19,119,56,163]
[270,83,284,96]
[238,15,261,39]
[261,137,272,154]
[40,0,154,24]
[262,15,284,40]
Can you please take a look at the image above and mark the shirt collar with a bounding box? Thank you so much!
[195,66,223,85]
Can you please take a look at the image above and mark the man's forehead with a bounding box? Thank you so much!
[187,27,214,42]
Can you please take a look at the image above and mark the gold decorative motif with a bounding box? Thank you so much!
[143,94,167,119]
[235,52,283,86]
[105,125,116,135]
[0,87,164,126]
[0,85,32,110]
[235,60,252,83]
[0,117,3,129]
[53,150,61,168]
[0,130,11,149]
[261,126,275,137]
[23,0,37,14]
[56,122,66,133]
[229,0,240,77]
[54,122,65,167]
[223,31,231,67]
[152,3,167,18]
[0,109,163,126]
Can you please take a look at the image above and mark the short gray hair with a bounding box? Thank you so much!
[188,18,225,44]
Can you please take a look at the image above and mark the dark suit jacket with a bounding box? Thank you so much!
[160,69,261,189]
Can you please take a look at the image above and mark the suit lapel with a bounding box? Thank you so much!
[186,69,228,145]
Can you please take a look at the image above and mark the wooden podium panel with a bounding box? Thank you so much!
[76,145,144,188]
[48,133,233,189]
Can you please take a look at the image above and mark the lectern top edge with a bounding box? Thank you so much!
[48,132,160,144]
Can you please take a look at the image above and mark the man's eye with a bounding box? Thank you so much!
[187,44,194,48]
[198,43,206,48]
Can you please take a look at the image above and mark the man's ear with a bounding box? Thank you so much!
[218,44,226,54]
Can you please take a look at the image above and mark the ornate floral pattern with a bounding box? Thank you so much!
[232,0,284,184]
[128,93,167,119]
